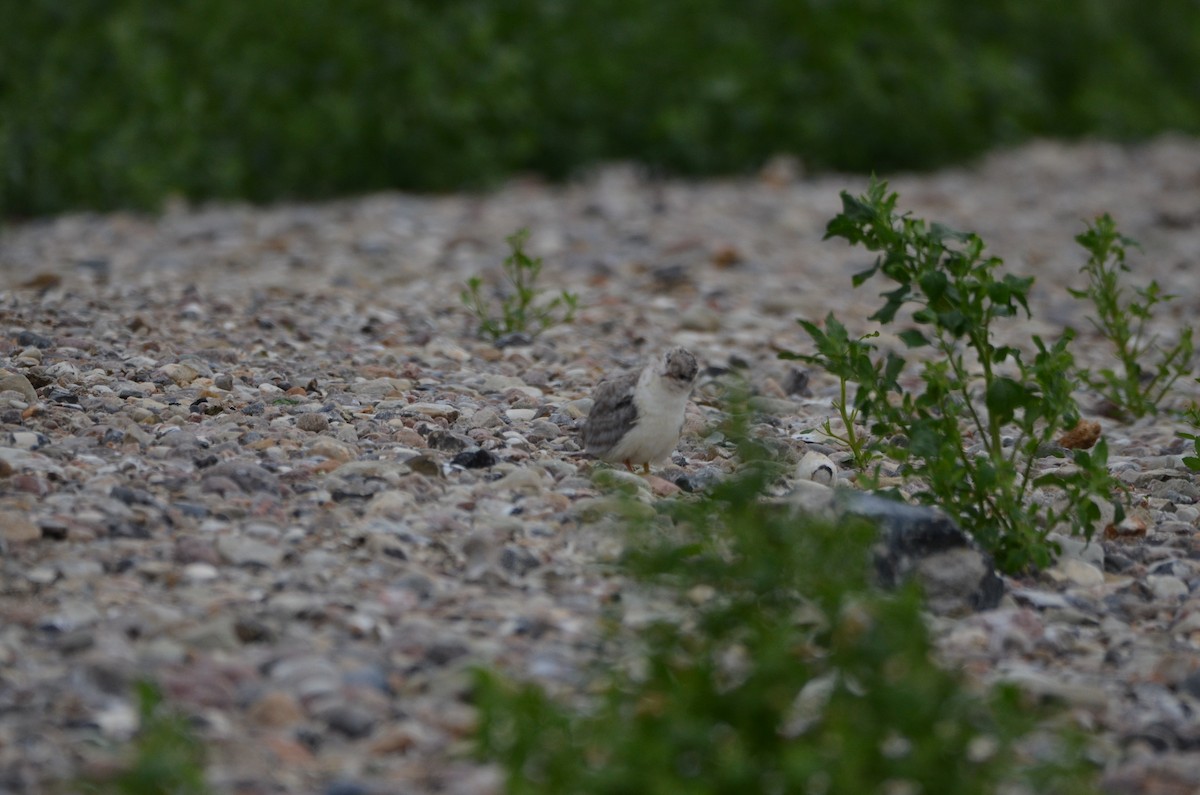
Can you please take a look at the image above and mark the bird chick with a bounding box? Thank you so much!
[581,347,698,474]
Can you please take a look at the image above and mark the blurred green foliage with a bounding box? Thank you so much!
[474,408,1096,794]
[3,0,1198,215]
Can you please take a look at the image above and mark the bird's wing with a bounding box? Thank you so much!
[581,372,639,456]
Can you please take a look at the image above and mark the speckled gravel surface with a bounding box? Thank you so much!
[2,137,1200,794]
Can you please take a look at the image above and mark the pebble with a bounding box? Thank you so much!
[795,451,838,486]
[0,511,41,543]
[1146,575,1190,601]
[298,412,330,432]
[217,535,284,568]
[1048,558,1105,588]
[0,373,38,404]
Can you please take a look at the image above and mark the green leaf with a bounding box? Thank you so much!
[870,285,910,324]
[918,270,948,303]
[851,261,881,286]
[985,376,1029,425]
[897,329,930,348]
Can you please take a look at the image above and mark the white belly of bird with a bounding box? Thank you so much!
[605,378,689,466]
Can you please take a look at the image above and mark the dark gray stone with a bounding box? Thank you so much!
[836,491,1004,615]
[451,449,496,469]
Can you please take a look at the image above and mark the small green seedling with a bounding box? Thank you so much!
[781,315,879,471]
[1180,394,1200,472]
[1070,214,1194,419]
[461,228,579,341]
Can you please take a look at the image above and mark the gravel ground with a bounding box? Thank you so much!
[2,137,1200,794]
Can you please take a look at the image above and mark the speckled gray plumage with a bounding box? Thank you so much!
[580,347,698,470]
[580,371,640,456]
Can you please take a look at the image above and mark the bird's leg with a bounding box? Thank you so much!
[623,459,634,472]
[641,463,650,476]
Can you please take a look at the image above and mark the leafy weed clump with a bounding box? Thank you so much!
[461,229,579,342]
[1070,214,1194,419]
[473,409,1095,794]
[786,179,1123,572]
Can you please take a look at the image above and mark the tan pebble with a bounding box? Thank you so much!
[1048,558,1104,587]
[430,703,478,738]
[489,467,544,495]
[249,692,306,728]
[263,734,316,765]
[309,438,358,462]
[368,723,422,755]
[157,363,199,386]
[759,377,787,399]
[296,413,329,433]
[407,402,460,421]
[393,428,427,447]
[542,493,571,512]
[0,373,38,404]
[647,475,681,497]
[679,305,721,332]
[0,511,40,543]
[711,243,743,268]
[406,454,442,478]
[366,490,417,518]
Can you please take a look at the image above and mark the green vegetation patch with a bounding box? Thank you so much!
[3,0,1200,214]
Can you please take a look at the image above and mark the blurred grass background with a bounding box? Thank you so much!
[3,0,1198,216]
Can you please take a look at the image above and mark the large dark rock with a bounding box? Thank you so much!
[836,491,1005,615]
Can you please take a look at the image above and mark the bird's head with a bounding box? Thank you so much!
[659,347,698,390]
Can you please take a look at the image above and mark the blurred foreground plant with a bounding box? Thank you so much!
[473,401,1095,794]
[76,680,210,795]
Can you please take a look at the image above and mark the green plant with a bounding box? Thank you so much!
[781,315,879,471]
[1179,392,1200,472]
[786,179,1122,572]
[474,403,1095,794]
[76,680,210,795]
[461,229,579,341]
[1069,214,1194,419]
[6,1,1200,215]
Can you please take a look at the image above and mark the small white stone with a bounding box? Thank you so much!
[182,563,220,582]
[1048,532,1104,568]
[1175,505,1200,523]
[1146,575,1189,601]
[796,451,838,486]
[1048,558,1104,587]
[506,408,537,422]
[95,701,139,740]
[26,566,58,586]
